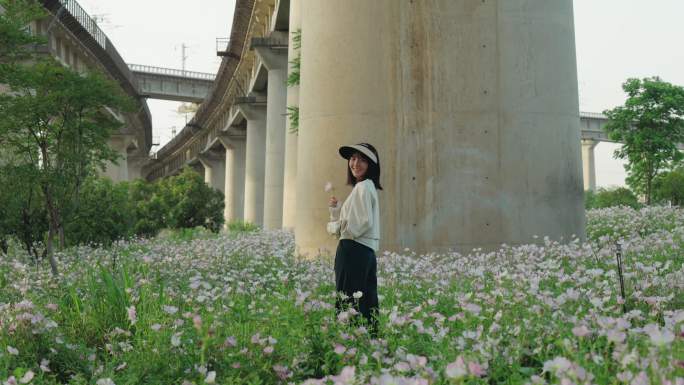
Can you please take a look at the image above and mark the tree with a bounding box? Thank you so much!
[158,167,225,233]
[603,77,684,204]
[64,177,133,247]
[653,167,684,206]
[0,0,45,64]
[585,187,641,210]
[0,160,48,258]
[0,1,134,275]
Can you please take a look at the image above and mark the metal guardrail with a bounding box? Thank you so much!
[58,0,106,49]
[580,111,608,120]
[128,63,216,81]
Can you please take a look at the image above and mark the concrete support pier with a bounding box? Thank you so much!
[198,154,226,194]
[282,0,301,230]
[581,139,598,191]
[103,134,137,183]
[296,1,585,256]
[238,102,267,227]
[254,33,288,230]
[219,136,246,224]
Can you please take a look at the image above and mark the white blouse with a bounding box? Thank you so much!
[328,179,380,252]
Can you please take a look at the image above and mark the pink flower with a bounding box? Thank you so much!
[223,336,237,348]
[193,315,202,331]
[334,344,346,355]
[263,346,274,355]
[127,305,137,325]
[572,325,591,337]
[468,361,486,377]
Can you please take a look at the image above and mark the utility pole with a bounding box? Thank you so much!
[181,43,188,75]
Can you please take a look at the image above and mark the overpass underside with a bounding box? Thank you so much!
[146,0,608,255]
[39,0,153,182]
[130,64,216,103]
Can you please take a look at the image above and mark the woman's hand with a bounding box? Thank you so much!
[329,196,338,208]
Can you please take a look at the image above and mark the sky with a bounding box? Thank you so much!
[75,0,684,189]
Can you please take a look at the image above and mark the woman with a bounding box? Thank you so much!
[327,142,382,336]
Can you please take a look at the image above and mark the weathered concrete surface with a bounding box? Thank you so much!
[256,37,288,230]
[239,103,267,226]
[581,139,598,191]
[220,137,246,223]
[296,0,584,256]
[103,135,137,183]
[199,154,226,194]
[282,0,301,230]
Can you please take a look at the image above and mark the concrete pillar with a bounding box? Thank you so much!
[237,103,267,226]
[102,135,136,182]
[581,139,598,191]
[255,34,289,230]
[198,154,226,193]
[282,0,301,230]
[219,136,246,224]
[297,1,584,256]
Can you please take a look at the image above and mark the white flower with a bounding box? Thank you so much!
[353,291,363,299]
[572,325,591,337]
[445,356,467,379]
[543,356,572,374]
[19,371,34,384]
[205,371,216,384]
[324,182,334,192]
[163,305,178,315]
[644,323,675,346]
[39,359,51,373]
[96,379,115,385]
[171,332,182,347]
[7,346,18,355]
[150,323,162,331]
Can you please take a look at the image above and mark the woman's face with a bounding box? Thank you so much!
[349,152,369,181]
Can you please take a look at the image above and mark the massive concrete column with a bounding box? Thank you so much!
[254,33,289,230]
[581,139,598,191]
[297,1,584,256]
[282,0,301,230]
[102,135,136,182]
[219,136,246,224]
[198,154,226,194]
[238,102,267,226]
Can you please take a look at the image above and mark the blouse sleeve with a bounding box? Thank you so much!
[340,182,374,239]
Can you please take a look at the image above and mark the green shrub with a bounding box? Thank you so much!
[158,167,225,233]
[227,220,259,233]
[653,167,684,206]
[585,187,641,209]
[64,177,133,246]
[127,179,166,238]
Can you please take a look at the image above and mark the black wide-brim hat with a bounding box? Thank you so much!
[338,143,378,165]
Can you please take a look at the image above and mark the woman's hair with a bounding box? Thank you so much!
[346,143,383,190]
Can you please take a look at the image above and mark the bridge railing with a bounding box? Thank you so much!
[58,0,106,49]
[128,64,216,81]
[580,111,608,120]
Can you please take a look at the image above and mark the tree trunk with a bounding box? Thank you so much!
[0,239,7,255]
[58,225,65,250]
[42,186,60,277]
[45,225,59,276]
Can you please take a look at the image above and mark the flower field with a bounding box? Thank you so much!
[1,207,683,384]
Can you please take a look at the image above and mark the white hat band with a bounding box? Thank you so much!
[345,144,378,164]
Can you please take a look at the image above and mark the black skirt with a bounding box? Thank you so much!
[334,239,379,331]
